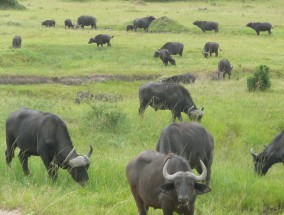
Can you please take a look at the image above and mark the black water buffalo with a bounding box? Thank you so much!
[246,22,272,35]
[193,21,219,33]
[156,49,176,66]
[202,42,222,58]
[12,35,21,48]
[154,42,184,57]
[250,130,284,176]
[126,24,134,31]
[133,16,155,32]
[218,59,233,79]
[42,20,56,27]
[139,82,204,121]
[156,122,214,185]
[126,151,210,215]
[77,15,97,29]
[64,19,74,29]
[88,34,114,47]
[161,73,196,84]
[5,108,93,185]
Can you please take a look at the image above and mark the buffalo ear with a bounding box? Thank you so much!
[157,183,175,194]
[194,183,211,195]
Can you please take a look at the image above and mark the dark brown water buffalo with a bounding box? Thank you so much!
[126,151,210,215]
[42,20,56,27]
[133,16,155,32]
[12,35,22,48]
[250,130,284,176]
[246,22,272,35]
[161,73,196,84]
[156,49,176,66]
[77,15,97,29]
[138,82,204,121]
[193,21,219,33]
[5,108,93,185]
[156,122,214,185]
[64,19,74,29]
[218,59,233,79]
[202,42,222,58]
[88,34,114,47]
[154,42,184,57]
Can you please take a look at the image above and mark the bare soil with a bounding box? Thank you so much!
[0,209,21,215]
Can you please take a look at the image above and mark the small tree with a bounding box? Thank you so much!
[247,65,271,92]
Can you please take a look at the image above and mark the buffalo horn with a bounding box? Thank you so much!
[68,146,93,168]
[186,160,207,182]
[63,147,75,165]
[250,148,257,158]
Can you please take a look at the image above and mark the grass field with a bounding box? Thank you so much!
[0,0,284,214]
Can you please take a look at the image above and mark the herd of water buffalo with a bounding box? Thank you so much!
[6,12,282,215]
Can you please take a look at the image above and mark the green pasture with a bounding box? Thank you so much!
[0,0,284,214]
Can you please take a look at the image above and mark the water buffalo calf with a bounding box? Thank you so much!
[12,35,22,48]
[42,20,56,27]
[156,49,176,66]
[193,21,219,33]
[246,22,272,35]
[218,59,233,79]
[202,42,222,58]
[88,34,114,47]
[133,16,155,32]
[64,19,74,29]
[77,15,97,29]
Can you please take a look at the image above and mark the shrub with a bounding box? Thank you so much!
[0,0,26,10]
[247,65,271,92]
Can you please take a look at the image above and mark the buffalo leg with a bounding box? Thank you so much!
[215,51,218,57]
[130,187,147,215]
[256,31,260,35]
[139,100,148,116]
[18,151,30,175]
[268,30,272,34]
[5,137,17,167]
[172,110,182,122]
[41,153,58,180]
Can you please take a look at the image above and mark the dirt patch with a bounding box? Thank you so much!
[0,209,21,215]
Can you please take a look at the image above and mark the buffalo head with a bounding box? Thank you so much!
[246,22,253,28]
[188,106,204,122]
[250,148,266,176]
[202,50,209,58]
[153,50,160,58]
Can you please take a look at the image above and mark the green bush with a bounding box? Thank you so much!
[0,0,25,10]
[247,65,271,92]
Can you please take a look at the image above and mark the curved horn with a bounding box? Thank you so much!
[63,147,75,164]
[69,155,91,168]
[250,148,257,158]
[86,145,93,158]
[162,159,184,181]
[186,160,207,182]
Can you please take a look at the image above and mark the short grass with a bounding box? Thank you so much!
[0,0,284,215]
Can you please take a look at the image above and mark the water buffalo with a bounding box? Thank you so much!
[133,16,155,32]
[156,122,214,185]
[155,49,176,66]
[218,59,233,79]
[154,42,184,57]
[193,21,219,33]
[77,15,97,29]
[139,82,204,121]
[64,19,74,29]
[250,130,284,176]
[42,20,56,27]
[202,42,222,58]
[5,108,93,185]
[246,22,272,35]
[126,151,210,215]
[88,34,114,47]
[12,35,22,48]
[126,24,134,31]
[161,73,196,84]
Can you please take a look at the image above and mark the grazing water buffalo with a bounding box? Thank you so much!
[202,42,222,58]
[161,73,196,84]
[139,82,204,121]
[250,130,284,176]
[64,19,74,29]
[218,59,233,79]
[133,16,155,32]
[42,20,56,27]
[156,122,214,185]
[126,24,134,31]
[154,42,184,57]
[193,21,219,33]
[5,108,93,185]
[126,151,210,215]
[77,15,97,29]
[88,34,114,47]
[156,49,176,66]
[12,35,22,48]
[246,22,272,35]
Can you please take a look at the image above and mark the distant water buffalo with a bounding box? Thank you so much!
[156,122,214,185]
[64,19,74,29]
[218,59,233,79]
[88,34,114,47]
[161,73,196,84]
[42,20,56,27]
[133,16,155,32]
[139,82,204,121]
[193,21,219,33]
[250,130,284,176]
[12,35,22,48]
[246,22,272,35]
[202,42,222,58]
[77,15,97,29]
[156,49,176,66]
[154,42,184,57]
[126,24,134,31]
